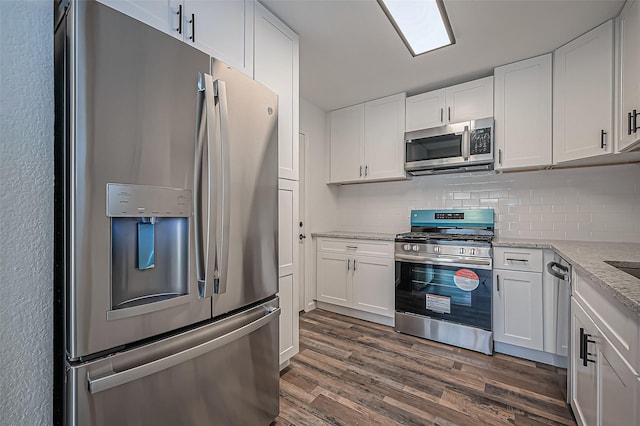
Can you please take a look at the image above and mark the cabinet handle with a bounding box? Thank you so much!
[189,14,195,42]
[440,108,443,123]
[448,106,451,122]
[600,129,607,149]
[498,149,502,165]
[496,275,500,292]
[176,5,182,34]
[506,258,528,262]
[354,259,357,271]
[359,165,363,177]
[365,165,368,176]
[345,245,358,249]
[634,109,639,134]
[580,327,596,366]
[628,111,633,136]
[347,259,350,271]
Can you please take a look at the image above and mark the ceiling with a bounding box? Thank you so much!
[261,0,625,111]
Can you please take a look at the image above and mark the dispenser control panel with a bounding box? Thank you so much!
[106,184,192,217]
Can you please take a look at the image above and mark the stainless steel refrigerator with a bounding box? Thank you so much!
[54,1,280,424]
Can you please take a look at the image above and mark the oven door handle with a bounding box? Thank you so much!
[395,253,492,270]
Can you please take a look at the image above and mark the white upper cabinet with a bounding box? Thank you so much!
[618,0,640,152]
[330,104,365,183]
[494,54,552,170]
[405,89,446,131]
[184,0,253,75]
[405,77,493,132]
[554,20,614,163]
[329,93,406,184]
[254,2,300,180]
[97,0,254,76]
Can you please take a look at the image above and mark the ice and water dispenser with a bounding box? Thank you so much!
[107,184,191,318]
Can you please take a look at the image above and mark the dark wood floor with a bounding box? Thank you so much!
[274,309,576,426]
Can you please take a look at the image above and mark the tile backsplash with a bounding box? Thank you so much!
[336,164,640,242]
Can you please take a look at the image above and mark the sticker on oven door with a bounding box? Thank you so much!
[453,269,480,291]
[426,294,451,314]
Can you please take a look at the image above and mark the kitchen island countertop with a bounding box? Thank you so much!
[493,238,640,316]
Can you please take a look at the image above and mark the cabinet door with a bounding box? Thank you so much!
[599,333,639,426]
[329,104,364,183]
[554,20,614,163]
[97,0,183,40]
[446,76,494,123]
[363,93,406,181]
[278,179,299,364]
[571,299,598,426]
[254,3,299,180]
[493,270,543,350]
[184,0,253,75]
[316,253,351,307]
[494,54,552,170]
[405,89,446,131]
[351,256,394,317]
[619,0,640,152]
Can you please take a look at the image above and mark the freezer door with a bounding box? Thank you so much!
[65,1,212,359]
[207,60,279,317]
[67,299,280,426]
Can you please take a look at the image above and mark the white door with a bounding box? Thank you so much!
[351,256,394,317]
[571,299,599,426]
[330,104,364,183]
[405,88,446,131]
[254,2,299,179]
[619,0,640,152]
[298,133,306,312]
[494,54,552,170]
[445,76,494,123]
[316,253,351,306]
[554,20,614,163]
[493,270,543,350]
[363,93,406,181]
[278,179,299,364]
[183,0,252,75]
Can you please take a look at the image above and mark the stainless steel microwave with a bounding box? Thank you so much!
[404,117,494,175]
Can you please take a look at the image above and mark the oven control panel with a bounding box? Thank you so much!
[395,242,492,259]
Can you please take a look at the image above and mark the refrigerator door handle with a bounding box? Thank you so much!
[88,306,281,394]
[194,73,217,298]
[213,79,230,295]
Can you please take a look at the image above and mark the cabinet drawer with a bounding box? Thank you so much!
[493,247,543,272]
[573,273,639,374]
[317,238,393,258]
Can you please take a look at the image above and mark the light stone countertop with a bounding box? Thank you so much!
[494,238,640,316]
[311,231,397,242]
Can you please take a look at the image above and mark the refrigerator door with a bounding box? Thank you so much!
[65,1,212,359]
[67,299,280,426]
[207,60,279,317]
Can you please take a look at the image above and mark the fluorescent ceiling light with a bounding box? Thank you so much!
[378,0,455,56]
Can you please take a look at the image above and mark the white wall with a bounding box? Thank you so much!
[300,98,337,308]
[335,163,640,242]
[0,1,54,425]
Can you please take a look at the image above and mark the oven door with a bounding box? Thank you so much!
[405,122,468,170]
[395,255,492,330]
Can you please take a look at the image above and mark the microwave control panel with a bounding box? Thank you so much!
[470,128,492,155]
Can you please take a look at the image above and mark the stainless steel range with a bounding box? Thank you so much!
[395,209,495,354]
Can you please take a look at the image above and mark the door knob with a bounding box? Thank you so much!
[299,234,306,240]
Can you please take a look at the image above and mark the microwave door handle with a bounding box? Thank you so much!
[214,79,230,295]
[462,125,470,160]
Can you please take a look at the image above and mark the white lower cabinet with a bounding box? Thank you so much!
[316,238,394,322]
[493,269,543,350]
[570,273,640,426]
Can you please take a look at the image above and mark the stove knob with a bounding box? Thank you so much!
[470,248,476,256]
[403,244,411,251]
[412,245,420,252]
[433,246,441,254]
[459,248,465,255]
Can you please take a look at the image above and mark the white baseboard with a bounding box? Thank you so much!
[494,342,568,368]
[315,302,394,327]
